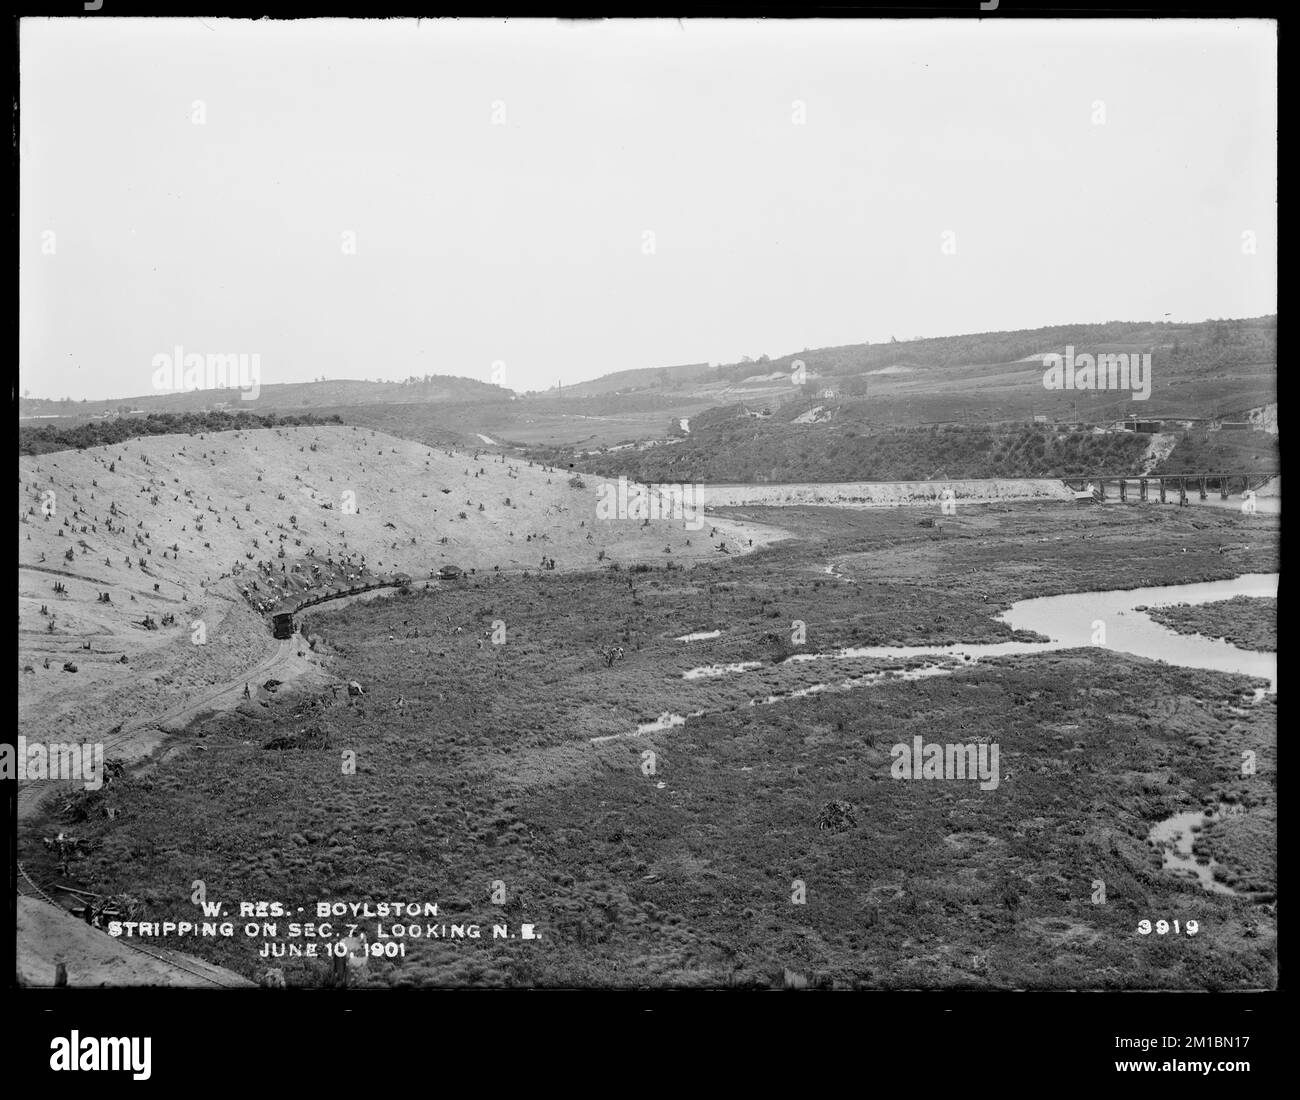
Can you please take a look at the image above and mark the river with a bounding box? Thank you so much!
[999,573,1278,690]
[595,572,1280,748]
[677,572,1279,691]
[616,572,1279,899]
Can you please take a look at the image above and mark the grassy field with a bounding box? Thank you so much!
[1143,597,1277,653]
[1157,428,1281,475]
[24,502,1277,989]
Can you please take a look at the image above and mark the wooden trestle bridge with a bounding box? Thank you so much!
[1061,473,1275,504]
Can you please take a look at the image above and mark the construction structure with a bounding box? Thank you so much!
[1061,472,1275,505]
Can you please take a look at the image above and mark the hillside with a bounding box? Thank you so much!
[19,318,1277,463]
[19,375,510,420]
[20,409,343,457]
[540,362,713,398]
[510,317,1276,452]
[534,423,1166,484]
[559,316,1276,406]
[18,425,784,760]
[314,392,717,453]
[494,317,1278,456]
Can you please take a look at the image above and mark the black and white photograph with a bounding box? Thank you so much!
[11,7,1279,1074]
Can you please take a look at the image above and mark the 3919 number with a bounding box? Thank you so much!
[1138,919,1198,935]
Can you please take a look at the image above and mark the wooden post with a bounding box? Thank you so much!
[1159,478,1167,503]
[1140,478,1148,502]
[1119,478,1127,503]
[1179,478,1188,506]
[1199,477,1208,500]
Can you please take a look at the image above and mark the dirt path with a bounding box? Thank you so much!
[21,562,124,586]
[1139,433,1180,473]
[17,632,323,822]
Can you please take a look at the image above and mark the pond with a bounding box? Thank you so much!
[1147,806,1243,898]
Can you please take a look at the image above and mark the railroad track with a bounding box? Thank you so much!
[17,859,62,907]
[17,860,247,988]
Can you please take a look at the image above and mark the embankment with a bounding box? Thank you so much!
[700,478,1075,509]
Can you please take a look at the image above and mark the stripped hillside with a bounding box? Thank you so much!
[556,423,1160,485]
[18,425,783,756]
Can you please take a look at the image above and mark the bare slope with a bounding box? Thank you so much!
[18,424,783,759]
[700,479,1075,509]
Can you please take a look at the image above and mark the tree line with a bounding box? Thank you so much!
[20,410,344,456]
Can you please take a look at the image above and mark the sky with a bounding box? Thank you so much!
[19,17,1277,400]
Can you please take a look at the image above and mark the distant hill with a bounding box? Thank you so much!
[511,316,1277,479]
[18,375,510,421]
[20,409,343,457]
[543,363,713,398]
[561,317,1276,401]
[20,317,1275,461]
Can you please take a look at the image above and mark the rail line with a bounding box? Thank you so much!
[17,860,246,988]
[268,573,417,636]
[17,860,62,907]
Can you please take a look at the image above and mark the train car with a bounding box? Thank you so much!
[267,575,413,638]
[271,598,298,639]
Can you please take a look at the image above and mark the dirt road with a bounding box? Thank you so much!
[17,632,325,822]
